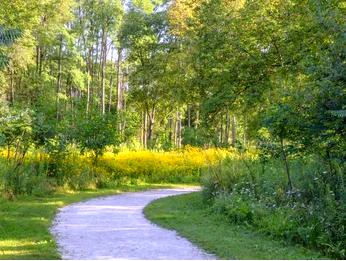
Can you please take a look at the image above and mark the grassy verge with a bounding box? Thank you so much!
[144,192,326,260]
[0,183,186,260]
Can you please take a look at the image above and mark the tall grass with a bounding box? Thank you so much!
[98,147,231,183]
[0,146,231,197]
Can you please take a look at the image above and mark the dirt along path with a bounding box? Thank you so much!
[50,188,216,260]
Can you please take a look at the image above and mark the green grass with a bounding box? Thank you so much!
[144,192,326,260]
[0,183,187,260]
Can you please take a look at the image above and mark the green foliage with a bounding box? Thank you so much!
[0,0,345,257]
[329,109,346,118]
[182,127,206,147]
[202,156,346,258]
[145,192,325,259]
[71,114,120,160]
[0,26,21,68]
[0,26,21,45]
[1,159,53,196]
[0,109,32,160]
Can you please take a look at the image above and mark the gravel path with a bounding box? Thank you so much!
[50,188,216,260]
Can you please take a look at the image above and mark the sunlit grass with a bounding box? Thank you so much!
[0,147,258,259]
[145,192,326,260]
[0,183,188,260]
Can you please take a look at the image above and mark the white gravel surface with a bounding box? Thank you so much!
[50,188,217,260]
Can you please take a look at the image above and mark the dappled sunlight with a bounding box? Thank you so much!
[0,0,344,258]
[0,239,52,259]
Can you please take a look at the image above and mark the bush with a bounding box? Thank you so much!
[212,193,254,224]
[71,113,120,162]
[202,154,346,259]
[0,156,54,197]
[201,151,260,201]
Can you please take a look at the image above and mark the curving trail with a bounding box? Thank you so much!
[50,188,216,260]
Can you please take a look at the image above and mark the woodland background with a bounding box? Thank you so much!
[0,0,345,258]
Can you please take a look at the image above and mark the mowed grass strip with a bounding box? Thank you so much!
[0,183,184,260]
[144,192,326,260]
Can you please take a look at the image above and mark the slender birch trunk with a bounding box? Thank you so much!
[56,35,63,120]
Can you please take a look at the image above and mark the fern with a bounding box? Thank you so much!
[329,110,346,118]
[0,26,21,45]
[0,53,9,68]
[0,26,21,68]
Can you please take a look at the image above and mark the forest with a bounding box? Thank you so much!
[0,0,345,259]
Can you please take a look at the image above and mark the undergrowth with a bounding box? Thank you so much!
[202,156,346,259]
[0,146,234,197]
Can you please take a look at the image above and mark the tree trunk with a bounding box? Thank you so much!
[86,47,92,115]
[142,110,147,149]
[195,109,199,129]
[56,35,63,120]
[187,105,191,128]
[220,117,223,144]
[116,48,123,111]
[108,48,115,112]
[121,70,127,130]
[231,115,237,146]
[176,111,182,148]
[168,117,173,143]
[100,27,107,115]
[69,78,74,114]
[147,108,155,148]
[280,138,293,191]
[173,117,177,146]
[141,111,144,147]
[39,46,44,76]
[225,112,230,145]
[92,34,100,112]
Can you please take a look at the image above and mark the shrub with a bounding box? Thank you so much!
[201,151,259,201]
[212,193,254,224]
[71,114,120,162]
[1,155,54,196]
[202,154,346,258]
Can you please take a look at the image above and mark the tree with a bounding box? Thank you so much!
[72,113,120,162]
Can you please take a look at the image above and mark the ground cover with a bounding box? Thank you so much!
[0,183,184,259]
[145,192,326,260]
